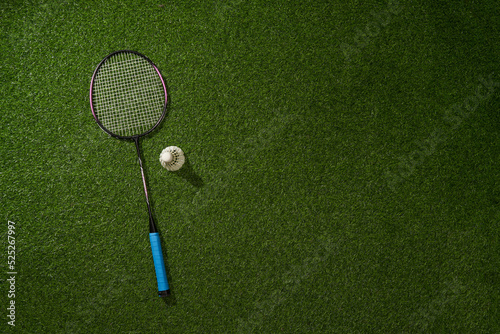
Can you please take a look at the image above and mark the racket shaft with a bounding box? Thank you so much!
[150,232,170,296]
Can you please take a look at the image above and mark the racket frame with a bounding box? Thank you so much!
[89,50,171,297]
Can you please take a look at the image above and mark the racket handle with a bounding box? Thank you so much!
[149,232,170,297]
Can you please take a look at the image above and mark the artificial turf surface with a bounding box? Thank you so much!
[1,0,500,333]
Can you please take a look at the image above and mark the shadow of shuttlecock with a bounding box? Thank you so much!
[171,153,204,188]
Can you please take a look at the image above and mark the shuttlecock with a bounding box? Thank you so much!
[160,146,185,171]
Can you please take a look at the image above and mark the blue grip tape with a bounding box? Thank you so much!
[149,232,170,296]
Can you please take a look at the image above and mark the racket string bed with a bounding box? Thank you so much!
[92,53,165,137]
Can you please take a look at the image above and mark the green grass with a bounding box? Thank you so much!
[1,0,500,333]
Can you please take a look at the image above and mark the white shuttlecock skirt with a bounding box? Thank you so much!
[159,146,185,171]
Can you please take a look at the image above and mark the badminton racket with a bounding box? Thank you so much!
[90,50,170,297]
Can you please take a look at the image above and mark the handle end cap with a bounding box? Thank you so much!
[159,290,170,297]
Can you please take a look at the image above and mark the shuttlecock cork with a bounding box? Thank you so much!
[160,146,185,171]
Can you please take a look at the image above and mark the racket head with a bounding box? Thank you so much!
[90,50,168,139]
